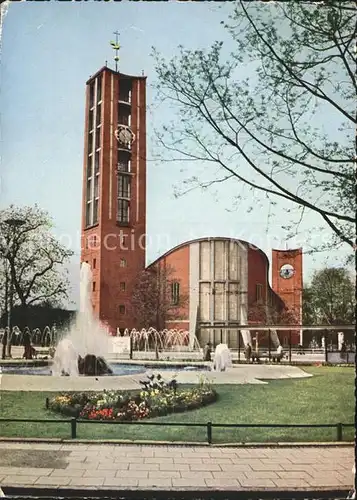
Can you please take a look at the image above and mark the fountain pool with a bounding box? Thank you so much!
[0,363,210,376]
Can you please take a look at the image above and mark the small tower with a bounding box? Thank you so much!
[80,36,147,333]
[271,248,303,344]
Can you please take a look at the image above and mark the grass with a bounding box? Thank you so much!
[0,367,354,444]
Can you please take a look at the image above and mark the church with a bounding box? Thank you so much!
[80,63,303,347]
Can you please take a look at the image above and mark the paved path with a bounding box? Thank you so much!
[0,364,312,391]
[0,442,353,491]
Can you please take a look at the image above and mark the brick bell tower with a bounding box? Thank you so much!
[80,60,146,333]
[271,248,303,344]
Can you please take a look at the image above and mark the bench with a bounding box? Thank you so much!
[247,352,285,363]
[271,353,284,362]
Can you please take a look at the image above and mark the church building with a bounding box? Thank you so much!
[80,63,303,347]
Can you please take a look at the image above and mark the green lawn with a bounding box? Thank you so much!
[0,367,354,444]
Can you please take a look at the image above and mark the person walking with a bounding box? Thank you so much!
[276,344,284,362]
[245,343,252,363]
[203,342,212,361]
[23,329,32,360]
[1,330,7,360]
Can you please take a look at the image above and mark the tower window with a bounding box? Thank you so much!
[85,202,92,227]
[87,132,93,154]
[92,281,96,292]
[120,282,126,291]
[95,129,101,150]
[118,109,130,126]
[97,75,102,103]
[93,258,96,269]
[119,305,126,315]
[88,109,94,131]
[117,199,129,224]
[89,83,95,109]
[86,179,92,200]
[117,170,130,224]
[93,198,99,225]
[256,284,263,303]
[118,175,130,198]
[86,154,92,178]
[96,103,101,127]
[117,151,131,172]
[120,258,127,267]
[94,174,99,198]
[119,80,132,103]
[94,151,100,173]
[117,160,130,173]
[171,282,180,306]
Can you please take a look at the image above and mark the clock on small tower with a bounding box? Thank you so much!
[115,125,135,146]
[279,263,295,279]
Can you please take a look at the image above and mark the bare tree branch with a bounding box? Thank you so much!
[152,1,355,252]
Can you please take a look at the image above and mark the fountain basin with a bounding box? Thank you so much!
[0,362,211,376]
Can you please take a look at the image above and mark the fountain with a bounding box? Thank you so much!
[51,338,79,376]
[337,331,344,351]
[213,343,232,372]
[124,327,201,352]
[52,262,112,376]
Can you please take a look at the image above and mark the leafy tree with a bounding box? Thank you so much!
[0,304,76,332]
[302,287,316,326]
[0,205,73,311]
[153,1,355,253]
[303,267,354,325]
[131,265,188,331]
[249,301,300,326]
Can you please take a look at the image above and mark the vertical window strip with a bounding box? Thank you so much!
[86,77,102,227]
[171,282,180,306]
[117,174,131,223]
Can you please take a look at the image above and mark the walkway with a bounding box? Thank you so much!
[0,364,312,391]
[0,442,353,491]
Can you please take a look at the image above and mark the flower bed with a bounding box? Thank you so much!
[48,374,217,421]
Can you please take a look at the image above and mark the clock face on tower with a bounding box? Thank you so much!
[279,263,295,279]
[115,125,135,146]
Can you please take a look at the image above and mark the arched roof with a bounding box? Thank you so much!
[146,236,285,308]
[147,236,270,268]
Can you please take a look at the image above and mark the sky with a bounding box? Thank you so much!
[0,1,352,308]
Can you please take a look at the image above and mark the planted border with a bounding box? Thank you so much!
[48,373,217,421]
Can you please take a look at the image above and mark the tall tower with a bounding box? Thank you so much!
[80,65,146,333]
[271,248,303,344]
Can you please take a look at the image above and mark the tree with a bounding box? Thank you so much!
[0,205,73,311]
[153,1,355,253]
[131,265,188,331]
[303,267,354,325]
[248,302,300,326]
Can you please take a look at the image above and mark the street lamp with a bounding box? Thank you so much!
[3,218,25,358]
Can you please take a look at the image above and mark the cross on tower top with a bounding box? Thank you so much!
[110,31,121,72]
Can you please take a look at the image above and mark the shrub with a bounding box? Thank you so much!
[48,373,217,421]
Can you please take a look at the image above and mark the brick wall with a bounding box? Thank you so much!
[148,245,190,330]
[81,68,147,334]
